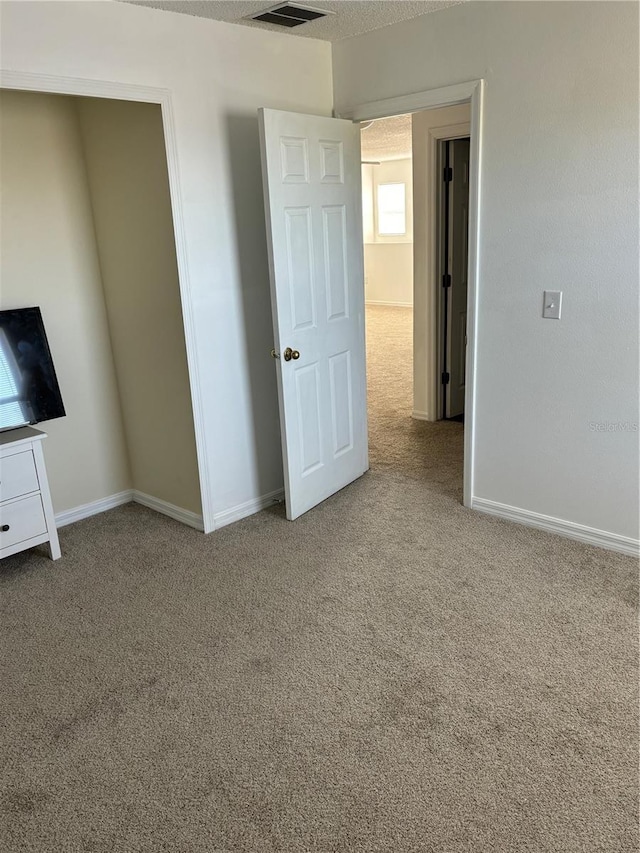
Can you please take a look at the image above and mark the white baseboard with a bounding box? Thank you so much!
[412,410,434,422]
[54,487,278,534]
[365,300,413,308]
[471,497,640,557]
[213,488,285,529]
[55,489,204,531]
[132,490,204,531]
[55,490,134,528]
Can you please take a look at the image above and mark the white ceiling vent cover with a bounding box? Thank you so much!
[250,3,332,28]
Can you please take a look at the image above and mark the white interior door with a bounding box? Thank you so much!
[446,137,470,419]
[259,108,368,520]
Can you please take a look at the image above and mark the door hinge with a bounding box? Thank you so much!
[442,274,451,288]
[443,166,453,182]
[442,371,450,385]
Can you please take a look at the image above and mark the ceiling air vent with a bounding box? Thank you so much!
[250,4,329,28]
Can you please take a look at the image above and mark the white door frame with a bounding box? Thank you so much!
[336,79,484,509]
[0,69,214,531]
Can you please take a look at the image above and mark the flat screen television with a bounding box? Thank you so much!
[0,307,66,432]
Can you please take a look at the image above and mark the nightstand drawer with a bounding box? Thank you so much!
[0,450,39,502]
[0,494,47,549]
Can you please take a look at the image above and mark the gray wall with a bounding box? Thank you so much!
[333,0,639,540]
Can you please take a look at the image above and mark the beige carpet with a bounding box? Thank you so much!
[1,305,637,852]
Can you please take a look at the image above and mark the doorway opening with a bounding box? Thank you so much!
[360,114,415,473]
[260,81,482,521]
[0,87,202,528]
[359,104,471,492]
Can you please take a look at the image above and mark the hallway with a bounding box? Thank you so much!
[366,304,463,498]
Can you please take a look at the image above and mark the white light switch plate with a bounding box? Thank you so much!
[543,290,562,320]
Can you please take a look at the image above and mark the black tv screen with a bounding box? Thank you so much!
[0,307,66,431]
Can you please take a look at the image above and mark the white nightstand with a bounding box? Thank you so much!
[0,427,61,560]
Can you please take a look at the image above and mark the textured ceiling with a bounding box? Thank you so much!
[361,114,412,162]
[121,1,463,42]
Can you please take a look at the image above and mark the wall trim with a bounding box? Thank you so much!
[472,497,640,557]
[338,80,481,123]
[55,489,204,531]
[0,69,215,534]
[55,490,133,528]
[132,490,204,531]
[366,300,412,308]
[213,488,285,529]
[411,410,432,422]
[337,79,484,510]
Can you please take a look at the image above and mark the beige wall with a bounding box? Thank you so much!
[77,99,201,515]
[0,90,131,512]
[0,90,201,518]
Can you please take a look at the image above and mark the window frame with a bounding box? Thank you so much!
[376,181,407,237]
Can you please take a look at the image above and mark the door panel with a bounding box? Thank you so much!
[319,140,344,183]
[259,109,368,520]
[295,362,323,476]
[285,207,315,329]
[322,206,349,321]
[281,137,309,182]
[329,350,354,457]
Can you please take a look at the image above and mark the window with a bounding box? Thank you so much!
[377,182,406,236]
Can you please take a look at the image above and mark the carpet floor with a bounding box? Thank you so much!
[1,306,637,852]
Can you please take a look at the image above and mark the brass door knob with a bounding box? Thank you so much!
[283,347,300,362]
